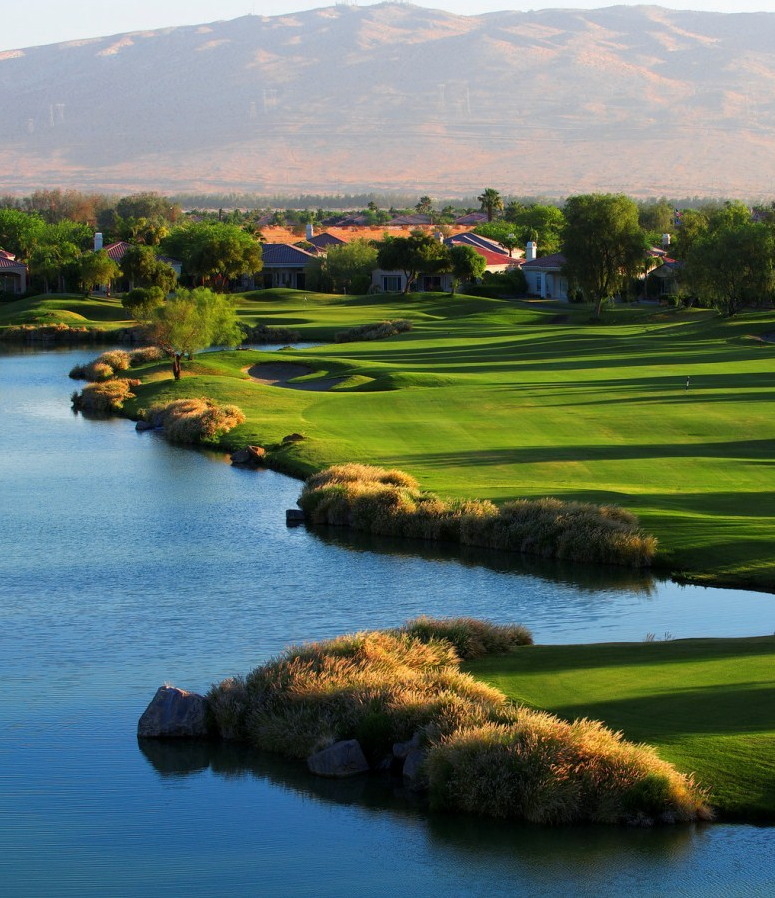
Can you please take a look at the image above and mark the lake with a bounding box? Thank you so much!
[1,347,773,896]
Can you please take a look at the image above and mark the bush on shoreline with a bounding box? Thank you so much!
[142,397,245,444]
[71,378,139,413]
[207,618,710,825]
[243,324,302,344]
[298,464,657,568]
[335,319,412,343]
[69,349,132,381]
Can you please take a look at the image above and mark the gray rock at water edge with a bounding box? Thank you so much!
[402,748,428,792]
[137,685,209,738]
[393,731,422,760]
[135,420,155,431]
[230,445,266,466]
[286,508,306,526]
[307,739,370,778]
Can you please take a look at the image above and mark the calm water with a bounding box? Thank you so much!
[1,347,774,897]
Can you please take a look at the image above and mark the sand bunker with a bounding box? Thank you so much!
[246,363,346,391]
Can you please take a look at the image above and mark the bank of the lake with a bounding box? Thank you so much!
[3,346,775,894]
[467,636,775,822]
[108,289,775,593]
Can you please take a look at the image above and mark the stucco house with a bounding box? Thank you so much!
[251,243,316,289]
[0,250,28,294]
[521,243,570,300]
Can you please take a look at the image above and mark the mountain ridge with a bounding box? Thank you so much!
[2,3,775,197]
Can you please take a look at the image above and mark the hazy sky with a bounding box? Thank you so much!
[4,0,775,52]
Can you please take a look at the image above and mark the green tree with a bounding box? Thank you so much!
[683,221,774,317]
[562,194,646,318]
[377,234,449,294]
[148,288,244,379]
[0,208,45,257]
[162,222,263,290]
[78,250,121,296]
[477,188,504,223]
[326,239,378,294]
[415,196,433,215]
[122,286,166,323]
[509,204,566,256]
[120,244,177,292]
[449,245,486,295]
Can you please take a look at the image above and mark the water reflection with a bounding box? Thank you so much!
[309,525,658,596]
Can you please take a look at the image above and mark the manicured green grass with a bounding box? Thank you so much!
[0,293,133,327]
[116,289,775,590]
[466,636,775,821]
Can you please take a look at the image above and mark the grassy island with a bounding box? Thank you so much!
[207,618,711,826]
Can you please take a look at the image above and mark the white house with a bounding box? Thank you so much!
[521,242,570,300]
[0,250,28,294]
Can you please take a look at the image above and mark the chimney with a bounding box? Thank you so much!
[306,223,314,240]
[94,232,103,252]
[526,241,537,262]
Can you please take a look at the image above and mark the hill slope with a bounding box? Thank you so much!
[2,3,775,197]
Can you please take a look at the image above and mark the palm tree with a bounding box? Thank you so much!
[478,188,504,222]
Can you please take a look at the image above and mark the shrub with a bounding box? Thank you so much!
[425,711,710,825]
[244,324,302,344]
[206,619,710,825]
[71,378,138,413]
[298,465,657,568]
[129,345,165,366]
[145,397,246,444]
[401,616,533,659]
[335,319,413,343]
[69,349,131,381]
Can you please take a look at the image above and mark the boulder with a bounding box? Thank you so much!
[402,748,428,792]
[135,420,155,432]
[230,445,266,467]
[137,685,209,738]
[307,739,369,778]
[393,731,422,760]
[282,433,305,443]
[286,509,306,526]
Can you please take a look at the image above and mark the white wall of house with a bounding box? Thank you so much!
[372,269,454,293]
[524,268,569,300]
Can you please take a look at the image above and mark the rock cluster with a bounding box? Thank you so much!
[230,445,266,466]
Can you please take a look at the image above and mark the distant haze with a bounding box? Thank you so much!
[3,3,775,198]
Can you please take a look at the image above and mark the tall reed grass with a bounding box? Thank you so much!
[71,378,138,413]
[69,349,131,381]
[207,618,710,825]
[142,397,245,444]
[298,464,657,568]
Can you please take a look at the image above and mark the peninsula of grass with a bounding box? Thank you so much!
[0,293,135,342]
[96,288,775,590]
[206,617,710,826]
[466,635,775,822]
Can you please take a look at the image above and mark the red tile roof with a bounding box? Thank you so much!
[104,241,131,262]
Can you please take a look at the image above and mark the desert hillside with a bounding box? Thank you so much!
[2,3,775,197]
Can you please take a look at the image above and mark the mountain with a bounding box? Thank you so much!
[2,3,775,198]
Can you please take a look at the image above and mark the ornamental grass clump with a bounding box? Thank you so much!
[298,465,657,568]
[128,345,165,365]
[335,319,413,343]
[425,711,711,826]
[207,625,514,759]
[69,349,131,381]
[206,618,710,825]
[71,378,138,413]
[145,398,245,444]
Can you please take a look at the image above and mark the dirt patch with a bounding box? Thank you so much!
[245,363,347,391]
